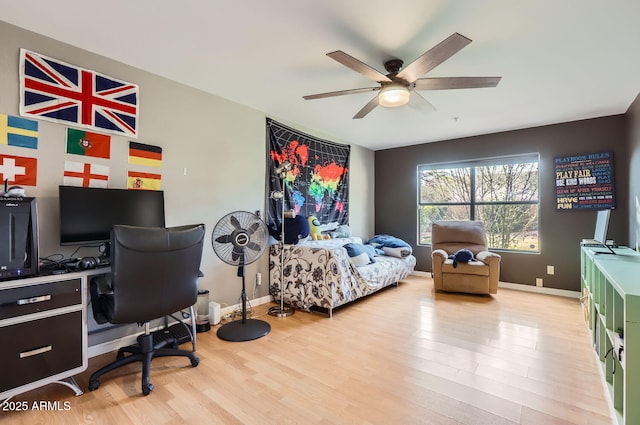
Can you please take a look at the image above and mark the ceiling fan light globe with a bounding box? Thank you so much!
[378,84,410,107]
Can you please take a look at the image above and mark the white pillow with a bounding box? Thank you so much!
[382,246,412,258]
[350,252,371,267]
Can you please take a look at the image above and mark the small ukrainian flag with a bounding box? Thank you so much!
[0,113,38,149]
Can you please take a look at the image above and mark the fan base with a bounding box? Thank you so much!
[217,318,270,342]
[268,305,295,318]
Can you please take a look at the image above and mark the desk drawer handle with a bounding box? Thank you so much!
[19,345,52,358]
[16,295,52,305]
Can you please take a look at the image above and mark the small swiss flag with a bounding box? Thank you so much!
[0,154,37,186]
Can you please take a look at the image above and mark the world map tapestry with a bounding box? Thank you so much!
[266,118,349,231]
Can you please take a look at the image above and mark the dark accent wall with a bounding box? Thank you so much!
[375,116,629,291]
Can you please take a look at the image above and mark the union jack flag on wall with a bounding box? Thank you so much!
[19,49,139,137]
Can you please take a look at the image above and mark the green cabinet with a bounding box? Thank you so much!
[581,246,640,425]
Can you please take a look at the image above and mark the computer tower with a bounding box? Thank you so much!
[0,197,39,280]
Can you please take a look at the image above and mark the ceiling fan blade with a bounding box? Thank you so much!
[327,51,392,83]
[303,87,380,100]
[408,91,436,113]
[397,33,472,83]
[353,95,380,119]
[412,76,501,91]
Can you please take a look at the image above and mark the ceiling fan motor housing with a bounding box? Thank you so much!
[383,59,404,75]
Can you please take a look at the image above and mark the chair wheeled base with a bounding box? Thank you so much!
[89,320,199,396]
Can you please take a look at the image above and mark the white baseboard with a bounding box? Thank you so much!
[220,294,274,315]
[498,281,580,298]
[88,295,275,358]
[410,271,580,298]
[88,334,141,358]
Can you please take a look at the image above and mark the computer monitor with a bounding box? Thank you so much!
[593,209,615,254]
[58,186,165,250]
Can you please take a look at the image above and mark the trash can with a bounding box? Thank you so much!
[196,289,211,332]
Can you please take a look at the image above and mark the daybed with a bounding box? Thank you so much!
[269,236,416,316]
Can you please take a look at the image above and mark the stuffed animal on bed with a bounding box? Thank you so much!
[308,215,323,240]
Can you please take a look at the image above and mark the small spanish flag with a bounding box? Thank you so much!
[127,171,161,190]
[66,128,110,158]
[129,141,162,167]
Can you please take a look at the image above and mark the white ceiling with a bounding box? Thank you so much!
[2,0,640,150]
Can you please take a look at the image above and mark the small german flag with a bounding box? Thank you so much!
[127,170,161,190]
[128,141,162,167]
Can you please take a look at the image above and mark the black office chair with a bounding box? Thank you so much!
[88,223,205,395]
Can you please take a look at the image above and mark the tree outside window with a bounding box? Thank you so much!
[418,155,539,252]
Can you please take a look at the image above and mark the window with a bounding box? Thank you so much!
[418,154,540,252]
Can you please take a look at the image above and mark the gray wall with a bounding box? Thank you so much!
[0,21,375,307]
[375,115,629,291]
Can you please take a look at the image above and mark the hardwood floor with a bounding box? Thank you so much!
[3,275,613,425]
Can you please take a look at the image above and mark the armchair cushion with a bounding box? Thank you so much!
[432,220,488,256]
[440,259,489,276]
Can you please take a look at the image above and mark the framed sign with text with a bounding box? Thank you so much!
[555,152,615,210]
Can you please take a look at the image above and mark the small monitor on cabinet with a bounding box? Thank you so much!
[592,209,615,255]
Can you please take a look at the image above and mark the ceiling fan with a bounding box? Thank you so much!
[303,33,501,119]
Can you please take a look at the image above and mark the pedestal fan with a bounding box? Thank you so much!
[212,211,270,342]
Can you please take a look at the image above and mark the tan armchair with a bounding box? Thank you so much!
[431,220,501,294]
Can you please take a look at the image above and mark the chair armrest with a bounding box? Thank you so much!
[476,251,501,265]
[431,249,449,262]
[431,249,449,289]
[476,251,501,294]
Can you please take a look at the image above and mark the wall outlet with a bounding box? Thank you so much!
[536,278,543,287]
[256,272,262,286]
[547,265,555,275]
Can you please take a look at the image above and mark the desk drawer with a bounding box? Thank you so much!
[0,310,83,393]
[0,278,81,320]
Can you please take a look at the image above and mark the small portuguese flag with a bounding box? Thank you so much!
[129,141,162,167]
[66,128,111,158]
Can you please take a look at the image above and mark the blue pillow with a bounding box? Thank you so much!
[344,243,376,264]
[360,244,378,260]
[367,235,412,258]
[367,234,411,248]
[281,215,310,244]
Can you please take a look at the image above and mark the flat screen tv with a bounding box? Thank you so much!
[593,209,615,254]
[59,186,165,247]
